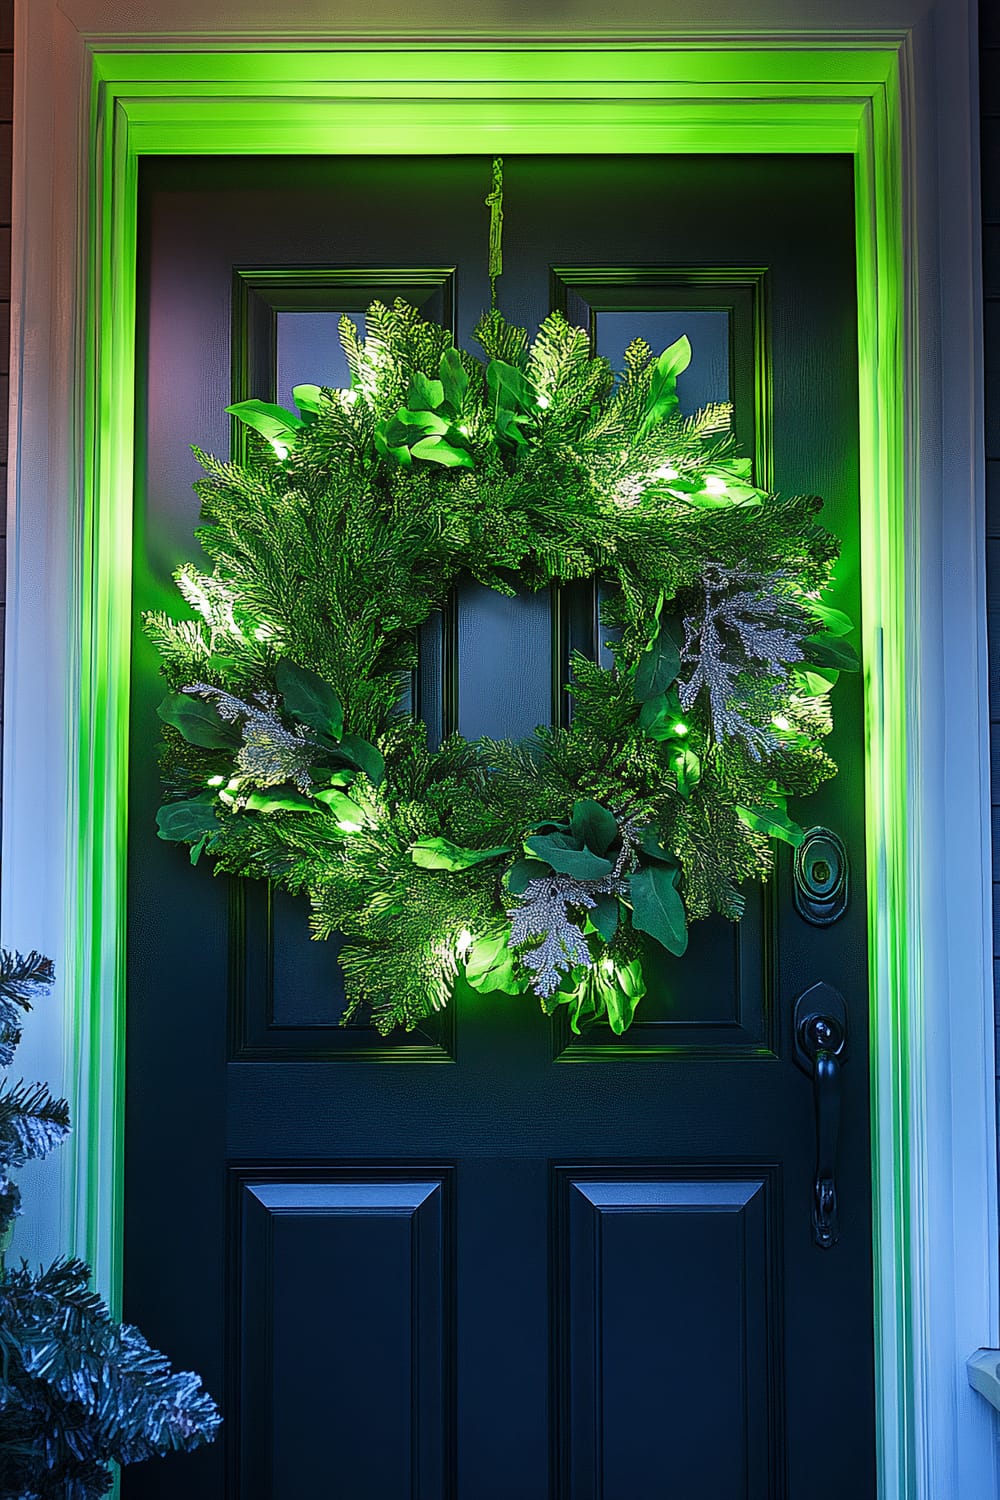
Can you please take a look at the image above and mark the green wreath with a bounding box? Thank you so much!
[147,297,857,1036]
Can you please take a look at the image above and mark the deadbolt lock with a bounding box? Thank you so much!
[793,827,849,926]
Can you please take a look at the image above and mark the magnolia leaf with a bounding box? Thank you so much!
[392,407,451,437]
[804,600,854,637]
[410,837,512,871]
[313,787,368,829]
[550,959,645,1035]
[603,959,646,1034]
[688,480,761,510]
[486,359,535,414]
[736,803,806,847]
[381,418,422,448]
[321,767,357,788]
[156,795,220,844]
[547,968,599,1033]
[803,633,860,672]
[204,652,239,676]
[682,491,739,511]
[637,827,674,863]
[524,832,614,881]
[374,421,414,465]
[638,691,687,741]
[639,335,691,435]
[189,831,213,866]
[410,435,475,468]
[617,957,646,1002]
[244,789,318,814]
[465,933,523,995]
[275,658,344,742]
[225,399,304,443]
[505,857,550,894]
[336,733,386,787]
[292,384,324,416]
[589,893,620,943]
[567,989,599,1035]
[158,693,241,750]
[439,347,469,409]
[633,627,681,703]
[657,334,692,380]
[630,861,688,957]
[406,373,445,411]
[494,407,531,447]
[793,665,840,697]
[569,798,618,857]
[671,746,702,799]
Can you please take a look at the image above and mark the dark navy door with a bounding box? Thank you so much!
[125,155,874,1499]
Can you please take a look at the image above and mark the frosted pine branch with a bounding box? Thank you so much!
[678,564,811,759]
[506,836,635,999]
[183,684,316,793]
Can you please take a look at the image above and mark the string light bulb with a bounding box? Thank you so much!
[456,928,474,960]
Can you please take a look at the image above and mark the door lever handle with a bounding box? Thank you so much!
[792,982,848,1249]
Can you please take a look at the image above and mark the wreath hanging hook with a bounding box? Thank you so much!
[485,156,504,310]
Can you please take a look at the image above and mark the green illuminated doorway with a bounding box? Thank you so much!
[125,150,872,1499]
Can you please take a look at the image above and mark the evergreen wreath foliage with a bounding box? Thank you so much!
[148,299,858,1036]
[0,951,220,1498]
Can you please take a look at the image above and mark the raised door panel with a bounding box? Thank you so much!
[556,1168,781,1500]
[236,1171,453,1498]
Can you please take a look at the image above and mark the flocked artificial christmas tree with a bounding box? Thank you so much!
[0,949,220,1499]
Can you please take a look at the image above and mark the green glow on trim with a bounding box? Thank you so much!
[79,43,910,1494]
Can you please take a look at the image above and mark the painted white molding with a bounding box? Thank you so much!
[55,0,939,36]
[6,2,995,1497]
[907,11,998,1497]
[969,1351,1000,1414]
[4,0,93,1272]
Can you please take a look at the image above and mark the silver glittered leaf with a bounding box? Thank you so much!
[677,564,811,759]
[508,873,595,998]
[183,683,316,794]
[506,830,637,999]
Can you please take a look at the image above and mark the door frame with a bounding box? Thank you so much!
[5,2,993,1495]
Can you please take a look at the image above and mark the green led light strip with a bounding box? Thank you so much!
[77,42,909,1495]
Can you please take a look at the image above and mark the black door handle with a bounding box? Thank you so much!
[793,982,848,1249]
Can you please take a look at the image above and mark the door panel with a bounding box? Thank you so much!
[126,154,872,1499]
[559,1169,779,1500]
[237,1172,451,1498]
